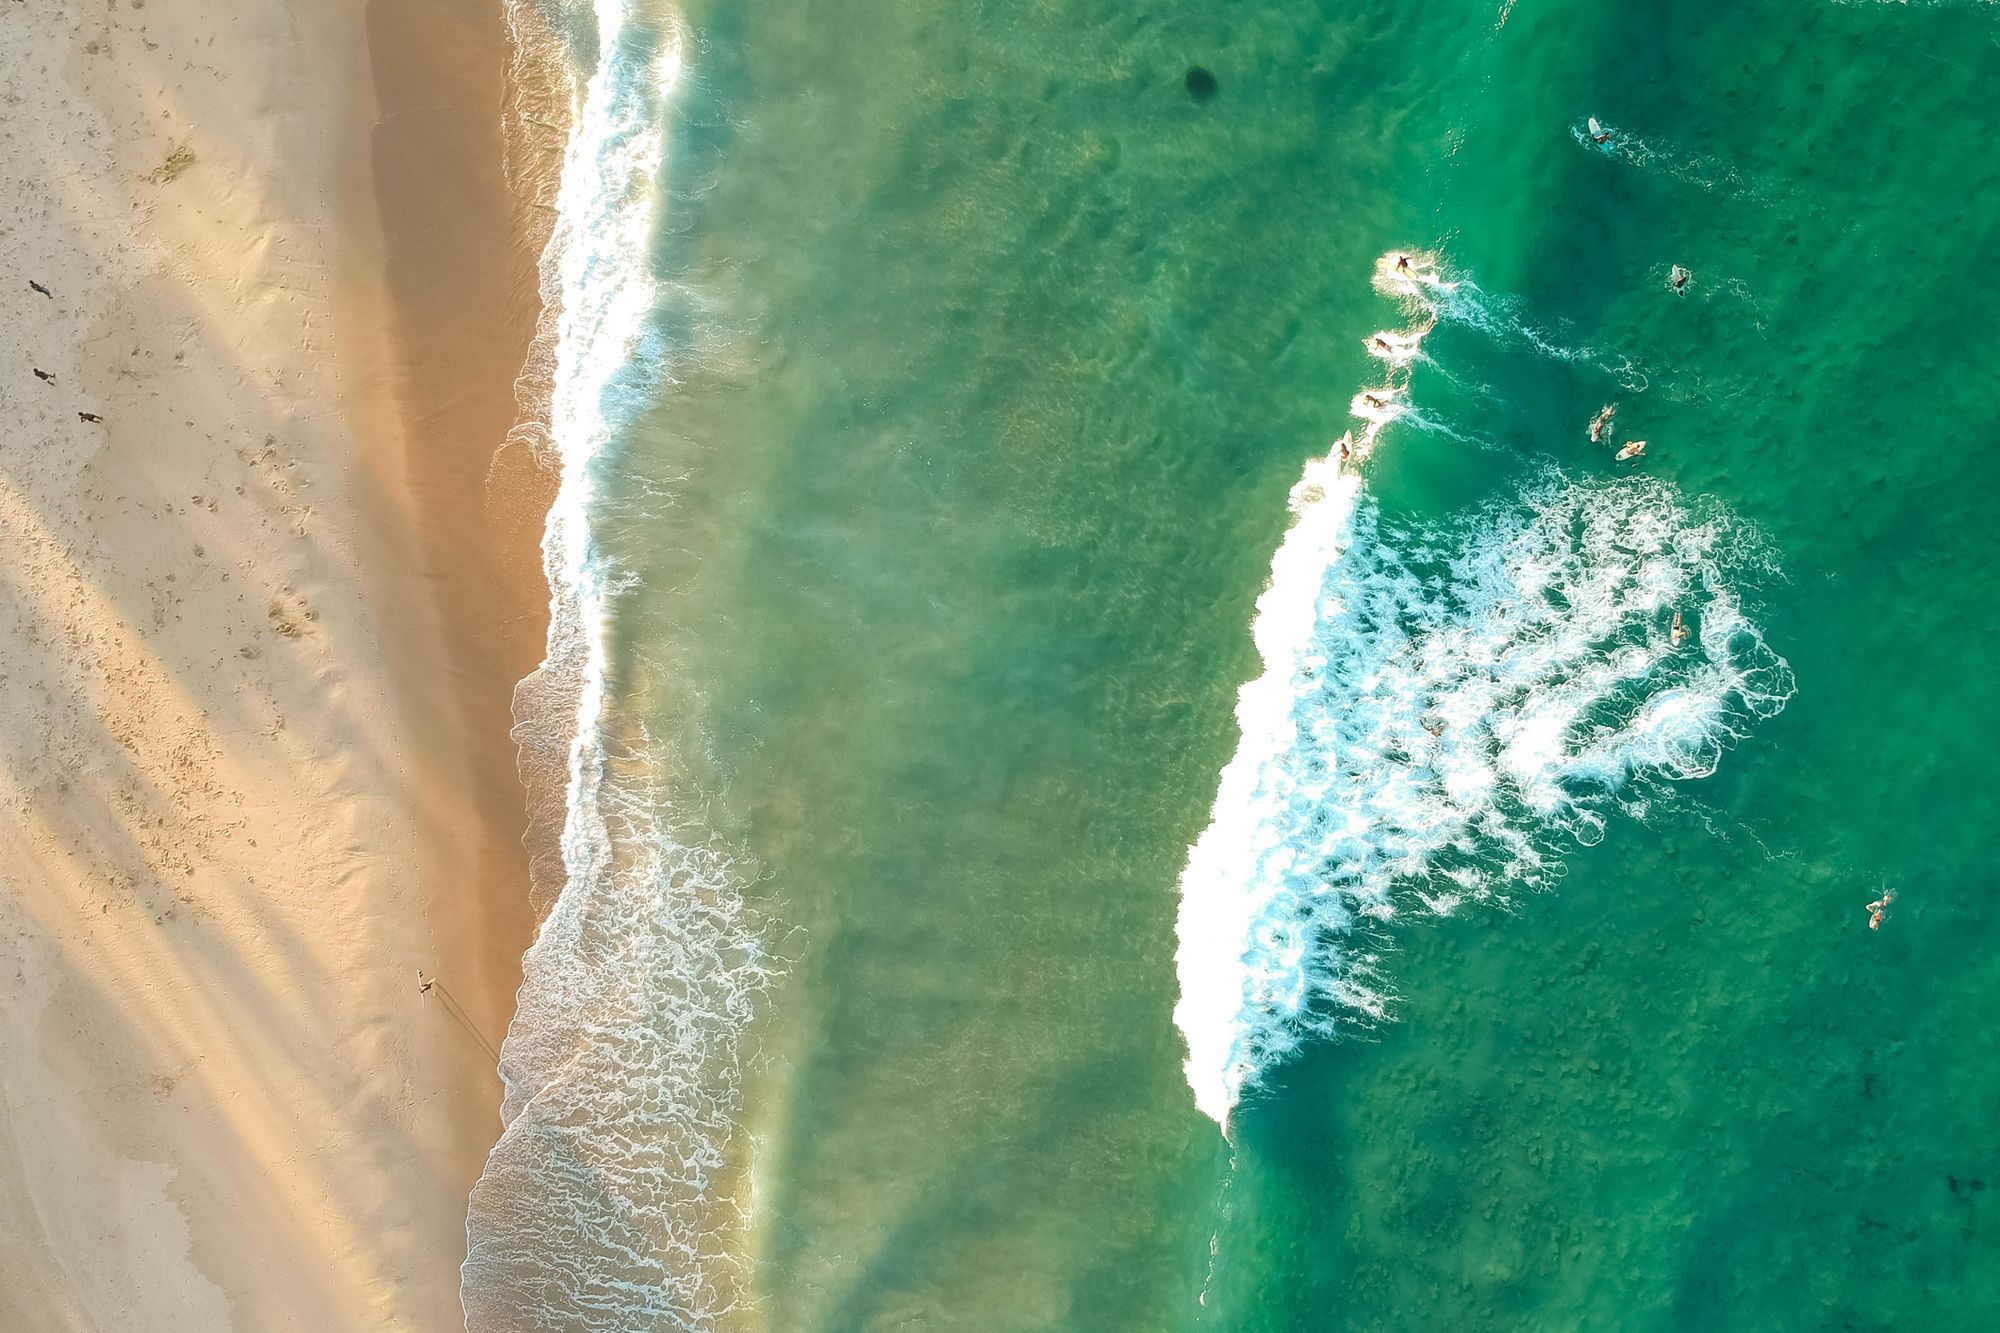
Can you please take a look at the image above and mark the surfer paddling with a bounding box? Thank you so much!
[1589,403,1617,444]
[1670,609,1688,647]
[1866,888,1896,931]
[1615,439,1647,461]
[1588,117,1612,145]
[1669,265,1691,294]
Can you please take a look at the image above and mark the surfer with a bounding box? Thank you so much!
[1669,265,1691,294]
[1671,610,1688,647]
[1395,253,1412,274]
[1338,437,1352,462]
[1589,403,1616,444]
[1866,889,1896,931]
[1615,439,1647,461]
[1588,117,1612,145]
[1373,336,1392,353]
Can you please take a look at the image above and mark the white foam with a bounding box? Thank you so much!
[1174,449,1792,1127]
[465,9,769,1330]
[1365,325,1430,371]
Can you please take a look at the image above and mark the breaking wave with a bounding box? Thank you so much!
[1173,261,1793,1129]
[465,5,770,1329]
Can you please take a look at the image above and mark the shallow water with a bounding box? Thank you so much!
[472,0,2000,1327]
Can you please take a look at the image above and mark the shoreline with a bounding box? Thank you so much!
[0,0,546,1326]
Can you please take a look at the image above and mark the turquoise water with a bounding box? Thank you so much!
[469,0,2000,1328]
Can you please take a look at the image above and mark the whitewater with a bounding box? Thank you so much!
[463,5,768,1330]
[1173,255,1795,1128]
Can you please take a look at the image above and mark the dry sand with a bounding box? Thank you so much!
[0,0,547,1327]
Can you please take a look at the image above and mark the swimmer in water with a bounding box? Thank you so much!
[1669,265,1691,294]
[1615,439,1647,461]
[1671,609,1688,647]
[1589,403,1617,444]
[1866,888,1896,931]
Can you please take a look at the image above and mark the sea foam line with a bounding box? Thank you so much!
[465,7,769,1330]
[1172,251,1439,1128]
[1173,256,1793,1129]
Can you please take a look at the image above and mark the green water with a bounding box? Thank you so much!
[595,0,2000,1326]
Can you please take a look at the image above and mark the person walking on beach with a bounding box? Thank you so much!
[29,279,52,298]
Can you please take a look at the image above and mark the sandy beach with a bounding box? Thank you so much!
[0,0,544,1327]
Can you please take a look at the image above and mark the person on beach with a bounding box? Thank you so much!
[78,412,103,424]
[30,279,52,298]
[1866,889,1896,930]
[417,970,435,996]
[1616,439,1647,460]
[33,368,54,384]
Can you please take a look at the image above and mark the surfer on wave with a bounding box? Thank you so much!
[1589,403,1617,443]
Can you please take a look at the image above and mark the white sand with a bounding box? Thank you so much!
[0,1,540,1327]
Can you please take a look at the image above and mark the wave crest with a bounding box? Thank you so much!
[1174,472,1793,1126]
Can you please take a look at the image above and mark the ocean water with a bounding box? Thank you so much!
[467,0,2000,1329]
